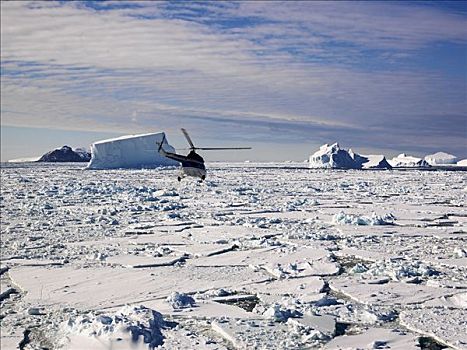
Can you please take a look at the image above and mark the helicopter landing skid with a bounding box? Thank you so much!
[179,167,206,181]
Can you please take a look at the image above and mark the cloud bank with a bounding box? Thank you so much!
[1,1,466,159]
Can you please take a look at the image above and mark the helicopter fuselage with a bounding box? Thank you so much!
[159,148,207,180]
[179,151,206,179]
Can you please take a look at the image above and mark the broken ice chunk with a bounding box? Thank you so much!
[332,212,395,225]
[166,292,195,309]
[262,303,301,322]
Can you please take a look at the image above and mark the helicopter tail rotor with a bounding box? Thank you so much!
[156,133,166,153]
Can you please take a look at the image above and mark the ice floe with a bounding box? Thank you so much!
[400,308,467,349]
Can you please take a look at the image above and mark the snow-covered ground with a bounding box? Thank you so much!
[1,162,466,350]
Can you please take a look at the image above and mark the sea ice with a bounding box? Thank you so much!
[59,305,168,349]
[1,162,465,349]
[332,211,395,225]
[323,327,419,349]
[262,303,301,322]
[361,259,439,281]
[166,292,196,309]
[400,308,467,349]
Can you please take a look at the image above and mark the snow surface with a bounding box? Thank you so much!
[87,132,178,169]
[425,152,458,165]
[389,153,430,168]
[1,162,466,349]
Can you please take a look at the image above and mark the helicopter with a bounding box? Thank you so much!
[157,128,251,181]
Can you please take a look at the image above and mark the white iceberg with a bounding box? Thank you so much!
[424,152,457,165]
[349,150,392,169]
[8,156,41,163]
[456,159,467,166]
[389,154,430,168]
[360,155,392,169]
[87,132,178,169]
[308,144,391,170]
[308,143,360,169]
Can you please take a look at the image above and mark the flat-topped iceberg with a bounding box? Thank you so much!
[389,154,430,168]
[87,132,178,169]
[424,152,457,165]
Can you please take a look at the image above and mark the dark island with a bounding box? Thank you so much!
[38,146,91,162]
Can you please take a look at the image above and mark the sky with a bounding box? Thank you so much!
[1,0,466,162]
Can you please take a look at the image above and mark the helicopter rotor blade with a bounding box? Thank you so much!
[196,147,252,150]
[181,128,195,149]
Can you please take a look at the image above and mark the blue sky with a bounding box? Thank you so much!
[1,1,466,161]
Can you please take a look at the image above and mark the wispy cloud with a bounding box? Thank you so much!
[1,1,466,159]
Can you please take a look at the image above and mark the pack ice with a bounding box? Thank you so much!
[1,162,466,350]
[87,132,178,169]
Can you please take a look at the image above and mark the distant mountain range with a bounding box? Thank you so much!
[38,146,90,162]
